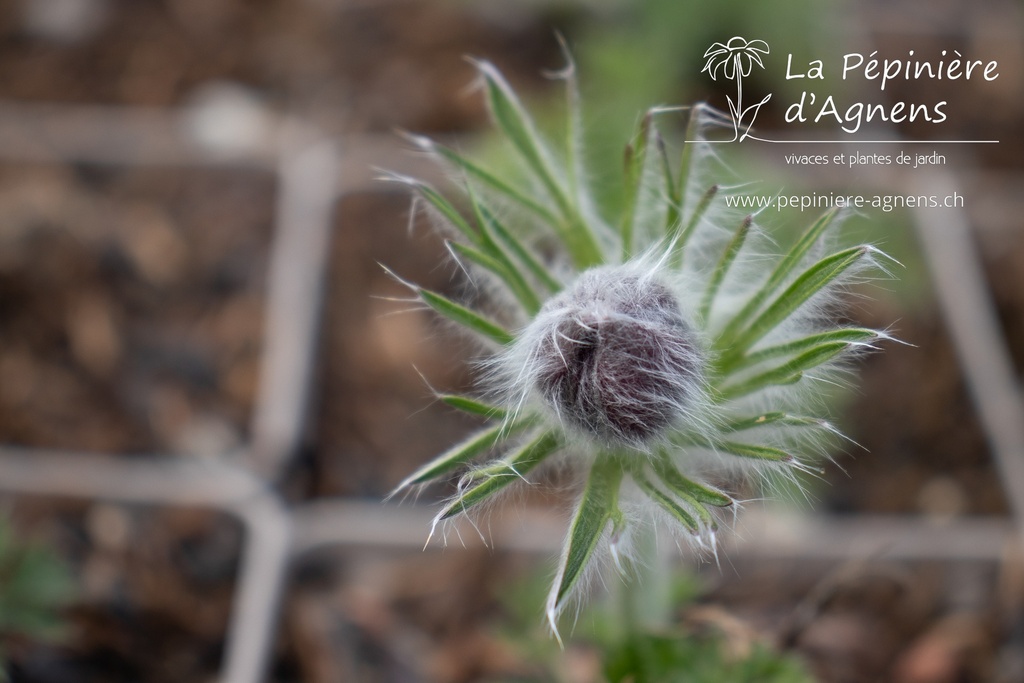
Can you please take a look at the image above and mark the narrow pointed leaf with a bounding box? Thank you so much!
[548,454,622,622]
[393,420,526,492]
[634,471,700,532]
[463,188,545,313]
[722,412,828,432]
[426,140,558,224]
[717,441,792,463]
[474,60,572,217]
[765,208,840,292]
[620,115,674,261]
[419,289,514,346]
[726,246,870,357]
[656,132,677,201]
[439,430,560,519]
[559,44,584,204]
[736,327,881,370]
[652,458,733,507]
[676,487,715,528]
[482,205,562,293]
[474,60,603,268]
[700,215,752,322]
[414,182,482,246]
[447,240,505,275]
[448,240,540,314]
[439,394,508,420]
[718,209,839,344]
[670,184,717,266]
[676,106,704,212]
[620,112,652,259]
[656,132,682,238]
[720,342,847,399]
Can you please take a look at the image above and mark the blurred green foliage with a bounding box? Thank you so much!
[602,633,813,683]
[567,0,835,207]
[467,0,848,216]
[573,0,833,116]
[0,520,74,679]
[494,567,813,683]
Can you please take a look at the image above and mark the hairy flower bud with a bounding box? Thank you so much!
[391,58,894,634]
[514,265,706,448]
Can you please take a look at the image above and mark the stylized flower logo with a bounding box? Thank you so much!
[702,37,772,141]
[703,37,770,79]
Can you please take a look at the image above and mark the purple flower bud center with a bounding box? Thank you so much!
[532,270,701,446]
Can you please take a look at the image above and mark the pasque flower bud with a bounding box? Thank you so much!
[511,265,706,449]
[389,55,894,635]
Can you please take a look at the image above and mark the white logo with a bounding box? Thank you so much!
[702,37,771,141]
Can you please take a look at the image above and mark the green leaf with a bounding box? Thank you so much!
[481,204,563,294]
[390,421,527,493]
[719,342,847,399]
[558,42,584,206]
[634,471,700,532]
[621,115,679,260]
[419,288,514,346]
[718,209,838,345]
[656,132,682,238]
[548,454,623,632]
[716,441,793,463]
[407,135,558,224]
[474,59,571,217]
[463,186,546,313]
[652,457,733,508]
[735,327,881,370]
[675,106,704,210]
[412,179,482,246]
[670,184,718,267]
[447,239,505,276]
[724,246,870,359]
[620,112,653,260]
[722,412,827,433]
[765,208,841,292]
[447,240,540,315]
[438,430,560,520]
[473,59,604,269]
[439,394,508,420]
[700,215,752,322]
[655,132,678,203]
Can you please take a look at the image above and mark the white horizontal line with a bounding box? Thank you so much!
[745,138,1000,144]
